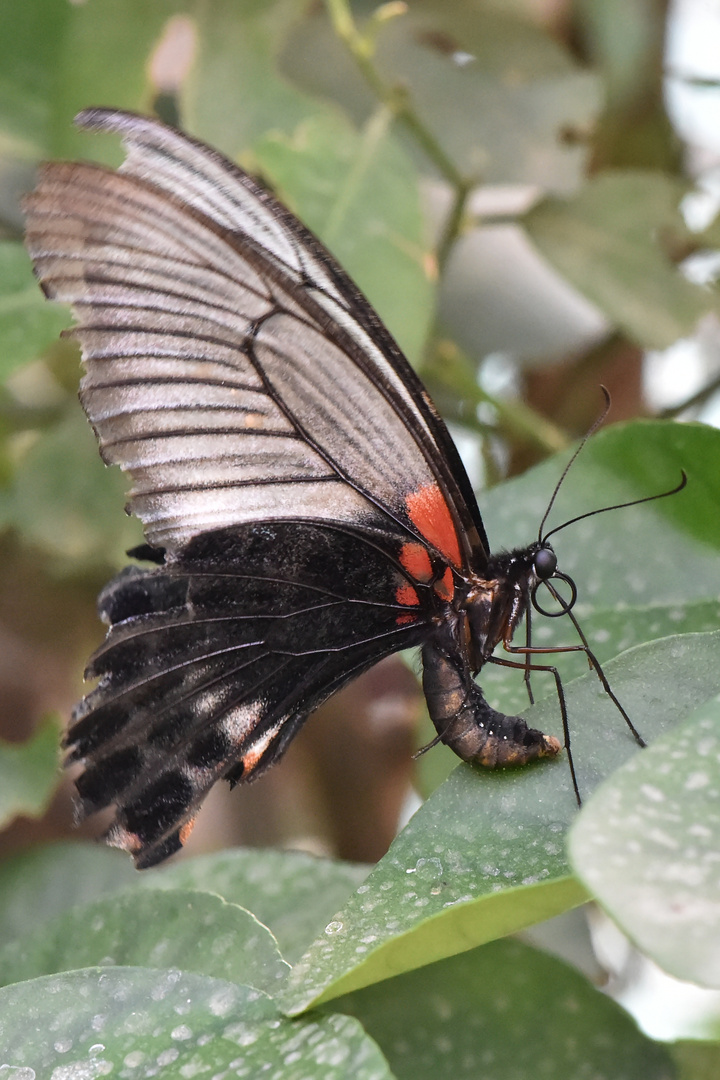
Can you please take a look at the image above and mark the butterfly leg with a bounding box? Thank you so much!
[502,606,646,750]
[488,652,581,803]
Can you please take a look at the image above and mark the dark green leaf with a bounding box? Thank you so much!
[0,406,142,568]
[0,842,137,950]
[525,171,713,348]
[0,888,289,992]
[335,939,675,1080]
[283,4,601,191]
[282,630,720,1012]
[139,848,369,963]
[0,1,328,165]
[51,0,193,160]
[0,715,60,829]
[185,0,330,155]
[0,0,71,156]
[0,242,71,377]
[0,968,396,1078]
[672,1040,720,1079]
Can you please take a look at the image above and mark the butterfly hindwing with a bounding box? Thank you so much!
[66,520,432,866]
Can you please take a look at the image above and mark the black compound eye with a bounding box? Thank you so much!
[534,546,557,580]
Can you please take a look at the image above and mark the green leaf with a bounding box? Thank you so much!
[672,1040,720,1080]
[525,171,713,348]
[0,968,396,1078]
[0,405,142,568]
[138,848,369,963]
[51,0,184,157]
[473,418,720,713]
[185,0,330,156]
[281,630,720,1012]
[334,939,674,1080]
[0,0,71,156]
[569,694,720,990]
[0,242,71,377]
[0,845,368,969]
[486,419,720,599]
[283,4,601,191]
[0,1,328,163]
[254,111,433,362]
[0,842,137,950]
[0,0,177,165]
[0,888,289,992]
[0,715,60,829]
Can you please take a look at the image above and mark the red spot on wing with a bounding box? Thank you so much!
[434,566,454,602]
[399,542,433,582]
[179,817,197,847]
[405,484,462,568]
[241,748,262,775]
[396,577,421,625]
[396,583,420,606]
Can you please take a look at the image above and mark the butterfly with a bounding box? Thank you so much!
[25,109,641,868]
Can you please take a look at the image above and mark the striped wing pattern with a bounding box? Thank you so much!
[24,108,485,563]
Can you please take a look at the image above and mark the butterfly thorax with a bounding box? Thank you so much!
[458,544,546,668]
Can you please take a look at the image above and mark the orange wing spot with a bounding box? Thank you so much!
[106,824,142,855]
[179,817,197,847]
[396,583,420,606]
[434,566,455,602]
[237,728,280,778]
[240,751,259,776]
[241,744,267,775]
[399,542,433,582]
[405,484,462,568]
[396,613,419,625]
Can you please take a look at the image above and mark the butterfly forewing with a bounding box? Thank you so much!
[85,104,486,536]
[25,109,485,562]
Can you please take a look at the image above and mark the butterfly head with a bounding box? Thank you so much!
[524,539,578,620]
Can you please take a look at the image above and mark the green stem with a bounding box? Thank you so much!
[435,181,473,274]
[324,0,470,190]
[323,3,568,464]
[423,341,569,457]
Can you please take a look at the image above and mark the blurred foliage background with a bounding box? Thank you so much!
[1,0,720,872]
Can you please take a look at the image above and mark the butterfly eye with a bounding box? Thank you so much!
[533,546,557,580]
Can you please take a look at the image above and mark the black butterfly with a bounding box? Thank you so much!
[24,110,652,868]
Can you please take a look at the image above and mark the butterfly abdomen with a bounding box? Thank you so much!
[421,636,561,768]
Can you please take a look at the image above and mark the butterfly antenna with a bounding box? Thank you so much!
[542,470,687,544]
[537,387,612,542]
